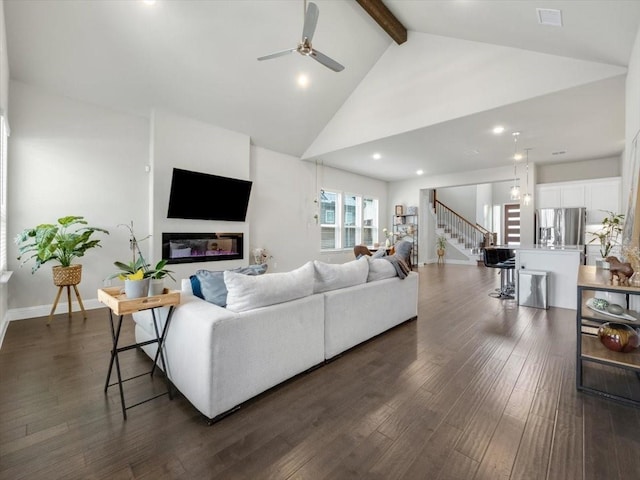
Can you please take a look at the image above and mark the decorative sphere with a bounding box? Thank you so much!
[597,323,640,353]
[592,298,609,310]
[606,304,624,315]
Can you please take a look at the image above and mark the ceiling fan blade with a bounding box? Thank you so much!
[309,48,345,72]
[257,48,296,61]
[302,2,319,42]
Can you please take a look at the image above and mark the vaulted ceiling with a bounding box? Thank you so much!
[5,0,640,181]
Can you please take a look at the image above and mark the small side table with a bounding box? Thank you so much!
[98,287,181,420]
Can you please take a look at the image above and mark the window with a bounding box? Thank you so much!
[320,189,378,250]
[0,114,7,272]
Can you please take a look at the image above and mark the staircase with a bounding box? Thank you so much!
[431,200,494,265]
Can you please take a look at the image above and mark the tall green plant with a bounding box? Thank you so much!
[15,216,109,273]
[588,210,624,258]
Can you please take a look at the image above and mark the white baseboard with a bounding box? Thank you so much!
[0,318,8,349]
[425,257,478,266]
[8,298,103,321]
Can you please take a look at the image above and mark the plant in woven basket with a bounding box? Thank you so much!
[15,216,109,274]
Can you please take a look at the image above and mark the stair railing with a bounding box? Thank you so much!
[435,200,491,250]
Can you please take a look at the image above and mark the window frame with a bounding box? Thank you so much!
[320,189,379,251]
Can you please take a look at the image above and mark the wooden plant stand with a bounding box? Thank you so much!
[49,264,86,325]
[49,284,86,325]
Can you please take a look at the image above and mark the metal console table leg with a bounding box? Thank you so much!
[103,305,177,420]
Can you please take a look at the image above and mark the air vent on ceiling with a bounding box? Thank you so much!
[537,8,563,27]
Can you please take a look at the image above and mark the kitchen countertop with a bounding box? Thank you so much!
[491,244,584,251]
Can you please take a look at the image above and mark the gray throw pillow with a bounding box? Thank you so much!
[372,247,387,258]
[191,264,268,307]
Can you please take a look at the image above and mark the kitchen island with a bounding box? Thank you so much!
[514,245,584,310]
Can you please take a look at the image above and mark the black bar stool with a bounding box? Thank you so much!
[483,248,515,299]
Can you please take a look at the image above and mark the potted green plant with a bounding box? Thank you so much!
[588,211,624,269]
[146,259,175,295]
[109,222,174,297]
[436,235,447,262]
[15,215,109,286]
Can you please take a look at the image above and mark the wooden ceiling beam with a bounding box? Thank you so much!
[356,0,407,45]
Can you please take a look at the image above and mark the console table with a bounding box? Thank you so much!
[576,266,640,407]
[98,287,180,419]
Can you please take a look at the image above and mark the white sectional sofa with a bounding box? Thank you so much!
[132,257,419,422]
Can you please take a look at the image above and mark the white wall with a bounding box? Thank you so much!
[251,147,389,271]
[436,185,476,223]
[4,82,390,319]
[537,156,621,184]
[623,25,640,218]
[0,0,8,343]
[0,0,7,114]
[7,81,149,317]
[476,183,492,230]
[149,110,251,282]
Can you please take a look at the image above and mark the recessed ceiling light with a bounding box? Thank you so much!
[492,126,505,134]
[372,153,381,160]
[142,0,157,5]
[416,169,424,176]
[297,74,309,88]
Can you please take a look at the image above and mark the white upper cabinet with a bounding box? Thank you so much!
[536,178,621,224]
[560,184,586,207]
[536,185,561,208]
[585,179,622,224]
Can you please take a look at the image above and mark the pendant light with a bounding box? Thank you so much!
[510,132,521,201]
[522,148,532,206]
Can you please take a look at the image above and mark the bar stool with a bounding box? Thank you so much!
[483,248,515,299]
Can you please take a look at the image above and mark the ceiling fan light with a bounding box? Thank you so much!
[297,74,309,87]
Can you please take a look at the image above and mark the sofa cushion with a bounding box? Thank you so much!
[367,257,397,282]
[225,261,314,313]
[191,264,268,307]
[313,258,369,293]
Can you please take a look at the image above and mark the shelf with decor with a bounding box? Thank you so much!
[576,265,640,407]
[392,208,418,268]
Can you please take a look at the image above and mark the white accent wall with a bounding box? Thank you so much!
[149,110,251,282]
[7,81,149,318]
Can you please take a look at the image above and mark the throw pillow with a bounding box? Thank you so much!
[190,264,268,307]
[372,247,387,258]
[225,261,314,313]
[367,257,397,282]
[313,257,369,293]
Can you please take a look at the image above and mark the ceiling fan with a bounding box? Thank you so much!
[257,0,345,72]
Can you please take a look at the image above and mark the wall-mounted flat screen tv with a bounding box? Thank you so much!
[167,168,252,222]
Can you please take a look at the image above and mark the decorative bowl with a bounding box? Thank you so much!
[597,322,640,353]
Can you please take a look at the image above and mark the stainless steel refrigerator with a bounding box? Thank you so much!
[536,207,586,246]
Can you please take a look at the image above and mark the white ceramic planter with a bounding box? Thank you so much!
[124,278,150,298]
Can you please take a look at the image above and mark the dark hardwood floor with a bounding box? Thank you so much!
[1,264,639,479]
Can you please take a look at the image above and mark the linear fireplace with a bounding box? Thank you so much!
[162,232,243,264]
